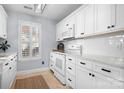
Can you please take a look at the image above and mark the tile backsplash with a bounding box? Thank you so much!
[64,34,124,58]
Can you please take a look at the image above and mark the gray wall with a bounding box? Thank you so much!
[0,11,57,71]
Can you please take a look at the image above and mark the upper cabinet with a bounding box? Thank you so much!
[95,4,114,33]
[56,4,124,41]
[0,5,8,39]
[56,22,64,41]
[75,5,95,38]
[62,15,76,39]
[75,9,85,38]
[114,5,124,30]
[84,5,95,35]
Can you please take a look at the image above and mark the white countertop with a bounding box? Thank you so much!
[66,53,124,69]
[0,52,17,63]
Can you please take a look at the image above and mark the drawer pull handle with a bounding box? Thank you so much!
[101,68,111,73]
[68,67,72,70]
[68,78,72,82]
[80,62,86,65]
[68,59,72,61]
[81,33,84,35]
[5,63,9,66]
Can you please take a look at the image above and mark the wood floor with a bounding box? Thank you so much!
[13,70,69,89]
[15,75,49,89]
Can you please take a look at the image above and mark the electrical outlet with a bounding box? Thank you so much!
[42,61,45,65]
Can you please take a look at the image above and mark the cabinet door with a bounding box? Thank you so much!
[76,66,94,89]
[1,65,10,89]
[115,4,124,30]
[94,72,123,89]
[0,5,7,39]
[0,8,3,38]
[56,23,63,41]
[75,9,85,38]
[2,15,7,38]
[84,5,95,35]
[95,4,112,33]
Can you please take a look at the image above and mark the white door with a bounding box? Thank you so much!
[95,4,112,33]
[84,5,95,35]
[115,4,124,30]
[76,66,94,89]
[94,72,123,89]
[75,9,85,38]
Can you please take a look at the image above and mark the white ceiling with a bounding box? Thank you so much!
[3,4,82,22]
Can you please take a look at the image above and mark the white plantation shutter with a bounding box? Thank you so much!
[19,21,41,60]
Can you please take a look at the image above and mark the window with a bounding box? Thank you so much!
[18,21,41,60]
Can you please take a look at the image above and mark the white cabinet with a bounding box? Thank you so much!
[0,5,7,39]
[66,54,76,88]
[75,9,85,38]
[114,5,124,30]
[1,54,17,89]
[76,66,94,89]
[62,16,75,39]
[94,72,124,89]
[56,22,64,41]
[95,4,114,33]
[84,5,95,35]
[75,5,95,38]
[49,52,56,72]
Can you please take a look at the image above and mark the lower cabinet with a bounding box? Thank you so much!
[76,66,94,89]
[94,72,124,89]
[76,65,124,89]
[66,73,75,88]
[1,54,17,89]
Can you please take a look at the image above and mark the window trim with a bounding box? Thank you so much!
[18,20,42,61]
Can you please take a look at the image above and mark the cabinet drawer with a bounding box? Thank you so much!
[66,73,75,88]
[93,64,124,81]
[66,62,75,76]
[66,55,75,64]
[77,58,92,70]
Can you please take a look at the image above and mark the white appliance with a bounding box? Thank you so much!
[62,24,75,39]
[66,44,82,56]
[53,52,66,84]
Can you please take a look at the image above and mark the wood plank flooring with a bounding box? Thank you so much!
[14,70,69,89]
[14,75,49,89]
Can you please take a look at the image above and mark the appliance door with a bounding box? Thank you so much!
[54,54,65,76]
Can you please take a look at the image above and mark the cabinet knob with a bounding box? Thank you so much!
[9,67,12,70]
[68,67,72,70]
[89,73,92,76]
[66,24,69,26]
[111,25,115,28]
[107,26,110,29]
[92,74,95,77]
[5,63,9,66]
[68,78,72,82]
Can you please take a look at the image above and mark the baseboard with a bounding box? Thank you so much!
[16,67,50,78]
